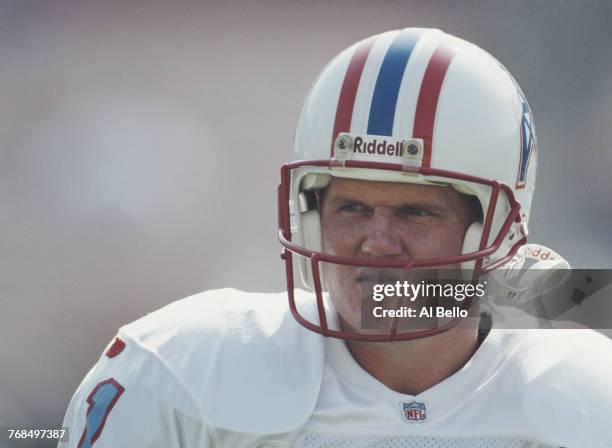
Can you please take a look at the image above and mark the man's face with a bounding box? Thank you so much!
[320,177,476,332]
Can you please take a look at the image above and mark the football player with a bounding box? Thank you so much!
[60,28,612,448]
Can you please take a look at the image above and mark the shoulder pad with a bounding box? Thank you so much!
[60,334,201,447]
[120,288,325,435]
[508,329,612,447]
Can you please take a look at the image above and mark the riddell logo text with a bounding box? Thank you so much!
[353,137,404,157]
[524,247,556,261]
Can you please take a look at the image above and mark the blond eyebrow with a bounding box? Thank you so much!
[324,194,450,213]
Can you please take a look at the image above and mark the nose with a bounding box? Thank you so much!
[360,207,403,258]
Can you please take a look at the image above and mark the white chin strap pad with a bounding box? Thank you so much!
[299,210,322,290]
[487,243,571,304]
[461,221,484,273]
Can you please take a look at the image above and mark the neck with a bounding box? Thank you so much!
[344,322,480,395]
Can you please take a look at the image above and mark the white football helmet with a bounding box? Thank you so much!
[278,28,537,341]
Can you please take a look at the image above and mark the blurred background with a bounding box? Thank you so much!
[0,0,611,446]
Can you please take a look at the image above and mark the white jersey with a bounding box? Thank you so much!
[60,288,612,448]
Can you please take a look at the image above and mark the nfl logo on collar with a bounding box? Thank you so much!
[401,401,427,422]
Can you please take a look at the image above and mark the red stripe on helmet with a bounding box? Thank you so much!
[413,43,456,167]
[330,37,376,155]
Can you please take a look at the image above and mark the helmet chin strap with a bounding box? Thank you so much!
[460,221,484,273]
[485,244,571,305]
[300,208,322,289]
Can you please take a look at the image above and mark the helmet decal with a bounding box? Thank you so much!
[491,58,537,190]
[516,88,536,189]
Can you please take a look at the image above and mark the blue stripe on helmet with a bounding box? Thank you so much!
[367,29,423,136]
